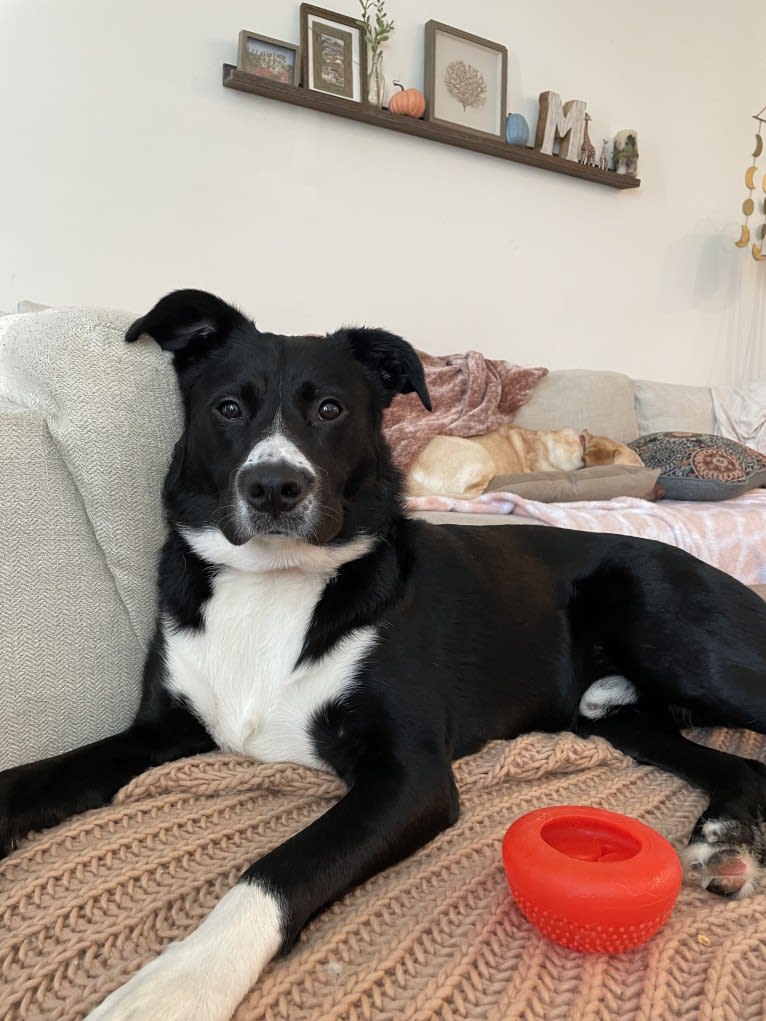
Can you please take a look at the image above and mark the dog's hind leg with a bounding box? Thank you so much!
[572,544,766,734]
[577,705,766,898]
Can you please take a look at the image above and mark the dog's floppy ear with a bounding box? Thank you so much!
[126,289,245,369]
[344,327,431,411]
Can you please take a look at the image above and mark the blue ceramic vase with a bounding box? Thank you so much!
[505,113,530,146]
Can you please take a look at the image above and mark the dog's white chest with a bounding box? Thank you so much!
[163,567,375,767]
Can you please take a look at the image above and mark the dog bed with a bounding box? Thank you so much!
[3,724,766,1021]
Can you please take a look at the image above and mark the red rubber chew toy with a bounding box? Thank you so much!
[502,805,682,953]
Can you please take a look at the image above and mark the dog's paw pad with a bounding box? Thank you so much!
[682,819,762,898]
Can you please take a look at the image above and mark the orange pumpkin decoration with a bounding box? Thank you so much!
[389,81,426,119]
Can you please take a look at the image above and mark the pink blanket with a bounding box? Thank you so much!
[407,489,766,585]
[383,351,547,469]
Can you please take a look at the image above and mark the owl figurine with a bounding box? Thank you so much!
[613,129,639,175]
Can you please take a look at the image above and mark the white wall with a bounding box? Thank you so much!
[1,0,765,383]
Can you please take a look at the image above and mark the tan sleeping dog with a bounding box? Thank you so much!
[408,425,642,498]
[581,429,643,468]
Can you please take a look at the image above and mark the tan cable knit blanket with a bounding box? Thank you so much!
[2,728,766,1021]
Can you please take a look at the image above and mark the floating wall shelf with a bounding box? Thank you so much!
[222,65,640,191]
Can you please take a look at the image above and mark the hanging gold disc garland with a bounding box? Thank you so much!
[737,105,766,256]
[755,162,766,261]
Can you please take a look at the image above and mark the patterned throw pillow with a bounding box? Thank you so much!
[628,432,766,501]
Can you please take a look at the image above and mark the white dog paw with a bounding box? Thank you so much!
[84,944,227,1021]
[578,675,638,720]
[85,883,283,1021]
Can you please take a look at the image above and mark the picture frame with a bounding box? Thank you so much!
[424,21,508,138]
[300,4,367,103]
[237,30,301,86]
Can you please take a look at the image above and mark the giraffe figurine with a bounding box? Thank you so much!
[579,113,596,166]
[599,138,609,171]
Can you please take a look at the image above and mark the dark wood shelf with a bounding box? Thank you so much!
[222,64,640,191]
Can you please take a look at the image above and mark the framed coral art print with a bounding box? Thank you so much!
[300,4,367,103]
[424,21,508,138]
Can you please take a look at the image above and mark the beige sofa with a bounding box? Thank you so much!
[0,307,722,771]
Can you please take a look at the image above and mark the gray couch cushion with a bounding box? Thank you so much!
[0,399,143,768]
[0,308,180,652]
[634,379,714,435]
[513,369,639,442]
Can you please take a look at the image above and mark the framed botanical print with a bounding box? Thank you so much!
[300,4,367,102]
[424,21,508,138]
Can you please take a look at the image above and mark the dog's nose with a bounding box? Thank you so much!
[240,463,313,517]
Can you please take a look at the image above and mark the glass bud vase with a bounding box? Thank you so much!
[367,50,385,107]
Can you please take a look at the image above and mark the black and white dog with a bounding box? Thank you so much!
[3,289,766,1021]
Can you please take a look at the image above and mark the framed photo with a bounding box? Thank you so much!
[300,4,367,102]
[424,21,508,138]
[237,30,301,86]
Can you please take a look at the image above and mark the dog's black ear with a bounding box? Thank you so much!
[344,327,431,411]
[126,289,245,368]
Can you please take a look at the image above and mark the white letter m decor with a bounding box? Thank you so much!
[535,91,587,161]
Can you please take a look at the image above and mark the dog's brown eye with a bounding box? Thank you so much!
[318,399,342,421]
[217,400,242,420]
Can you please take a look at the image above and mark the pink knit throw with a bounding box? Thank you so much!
[383,351,547,469]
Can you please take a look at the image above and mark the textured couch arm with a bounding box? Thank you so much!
[0,398,142,770]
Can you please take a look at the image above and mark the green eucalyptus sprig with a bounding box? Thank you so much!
[359,0,395,53]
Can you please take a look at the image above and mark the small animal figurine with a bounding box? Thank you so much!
[599,138,610,171]
[579,113,596,166]
[613,129,639,175]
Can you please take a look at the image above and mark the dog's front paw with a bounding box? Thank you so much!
[85,881,282,1020]
[0,822,16,861]
[0,764,33,860]
[0,806,18,860]
[84,943,230,1021]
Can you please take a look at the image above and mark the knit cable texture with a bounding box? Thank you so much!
[2,729,765,1021]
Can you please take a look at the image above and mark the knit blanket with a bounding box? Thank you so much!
[383,352,547,469]
[407,488,766,585]
[3,727,766,1021]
